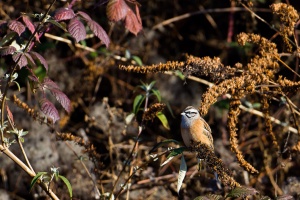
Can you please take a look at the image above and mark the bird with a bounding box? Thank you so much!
[180,106,214,150]
[181,106,221,189]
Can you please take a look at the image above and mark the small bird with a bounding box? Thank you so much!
[181,106,221,189]
[180,106,214,150]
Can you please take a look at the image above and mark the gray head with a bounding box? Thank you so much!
[181,106,200,128]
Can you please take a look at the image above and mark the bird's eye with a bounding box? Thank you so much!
[185,111,197,118]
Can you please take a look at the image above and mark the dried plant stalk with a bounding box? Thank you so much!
[228,99,258,174]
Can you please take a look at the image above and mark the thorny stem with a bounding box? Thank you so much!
[0,0,56,144]
[0,1,59,199]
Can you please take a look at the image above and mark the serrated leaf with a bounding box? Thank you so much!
[226,186,258,198]
[24,52,36,67]
[12,52,28,68]
[30,172,47,191]
[132,55,143,66]
[125,113,135,125]
[22,15,39,42]
[133,94,144,114]
[151,89,161,102]
[0,46,16,56]
[77,11,92,21]
[43,77,60,89]
[177,155,187,193]
[39,98,60,123]
[125,9,142,35]
[87,20,110,47]
[156,112,170,130]
[54,7,76,21]
[106,0,129,21]
[149,139,181,153]
[58,175,73,198]
[49,88,71,113]
[30,52,48,71]
[68,18,86,42]
[8,20,25,36]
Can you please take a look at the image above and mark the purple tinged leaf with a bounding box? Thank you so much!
[54,8,76,21]
[0,46,16,56]
[24,53,36,67]
[22,16,40,42]
[12,53,28,68]
[8,20,26,36]
[77,11,91,21]
[43,77,60,89]
[30,52,48,71]
[88,20,110,47]
[49,88,71,113]
[39,98,60,123]
[68,18,86,42]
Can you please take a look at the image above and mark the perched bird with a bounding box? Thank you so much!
[180,106,214,150]
[181,106,221,189]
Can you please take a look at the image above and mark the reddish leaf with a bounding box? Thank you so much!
[30,52,48,71]
[6,105,14,125]
[54,8,76,21]
[8,20,25,36]
[68,18,86,42]
[22,16,40,42]
[88,20,110,47]
[77,11,91,21]
[39,98,60,123]
[12,52,28,68]
[24,53,36,67]
[125,9,142,35]
[43,77,60,89]
[0,46,16,56]
[49,88,71,113]
[106,0,129,21]
[135,4,142,25]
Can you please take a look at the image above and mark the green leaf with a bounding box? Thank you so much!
[167,147,186,158]
[58,175,73,198]
[151,89,161,102]
[156,112,170,130]
[46,19,68,32]
[132,55,143,66]
[133,94,145,114]
[30,172,47,192]
[160,147,186,167]
[226,186,258,198]
[177,155,187,193]
[175,70,185,80]
[149,139,181,153]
